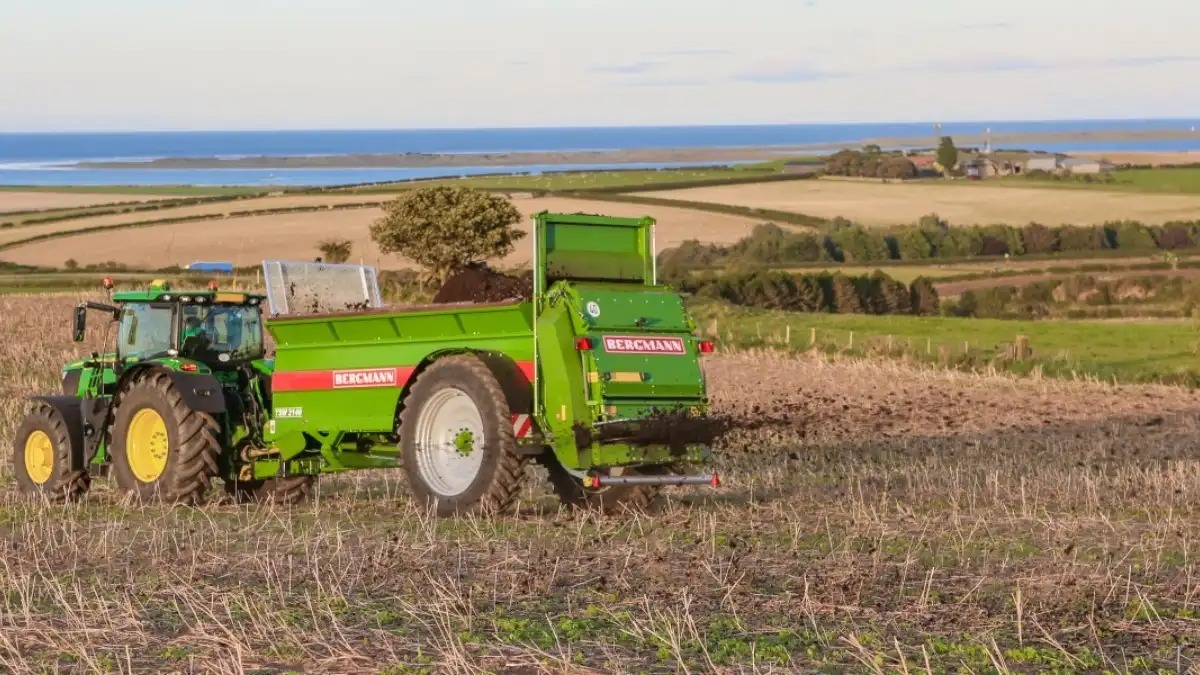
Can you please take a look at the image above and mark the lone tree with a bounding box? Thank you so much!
[316,238,352,264]
[936,136,959,177]
[369,186,525,284]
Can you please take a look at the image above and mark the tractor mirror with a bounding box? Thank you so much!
[72,306,87,342]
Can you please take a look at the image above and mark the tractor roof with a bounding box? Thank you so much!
[111,289,266,305]
[107,278,265,305]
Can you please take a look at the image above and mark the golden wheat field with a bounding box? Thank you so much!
[3,293,1200,672]
[0,191,181,212]
[1,196,764,270]
[645,179,1200,226]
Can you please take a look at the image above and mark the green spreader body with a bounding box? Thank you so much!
[261,212,714,480]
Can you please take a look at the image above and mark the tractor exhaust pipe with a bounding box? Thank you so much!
[583,473,721,488]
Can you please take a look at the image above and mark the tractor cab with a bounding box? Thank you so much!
[75,280,267,370]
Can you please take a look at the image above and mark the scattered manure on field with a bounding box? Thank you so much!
[432,263,532,304]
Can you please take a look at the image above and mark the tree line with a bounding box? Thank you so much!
[658,216,1200,277]
[677,269,940,316]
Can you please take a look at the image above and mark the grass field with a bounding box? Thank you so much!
[645,178,1200,226]
[690,300,1200,385]
[3,294,1200,671]
[0,196,767,270]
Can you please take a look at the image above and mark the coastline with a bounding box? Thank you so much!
[67,128,1200,170]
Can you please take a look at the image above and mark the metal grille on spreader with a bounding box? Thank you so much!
[261,260,383,316]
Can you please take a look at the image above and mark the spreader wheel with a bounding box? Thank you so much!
[11,402,90,503]
[399,354,527,516]
[110,371,221,505]
[540,456,665,514]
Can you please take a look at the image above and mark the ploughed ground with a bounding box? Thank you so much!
[4,293,1200,671]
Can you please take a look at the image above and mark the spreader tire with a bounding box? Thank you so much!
[11,402,90,503]
[399,354,526,517]
[110,370,221,505]
[540,455,664,515]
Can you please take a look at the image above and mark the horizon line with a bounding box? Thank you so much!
[4,115,1200,135]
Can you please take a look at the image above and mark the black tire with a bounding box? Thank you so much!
[110,370,222,505]
[224,475,316,505]
[399,354,526,517]
[11,402,90,503]
[540,454,665,514]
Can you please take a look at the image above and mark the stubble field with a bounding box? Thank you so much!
[645,180,1200,226]
[3,294,1200,672]
[0,191,180,213]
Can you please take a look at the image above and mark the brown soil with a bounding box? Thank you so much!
[431,264,533,304]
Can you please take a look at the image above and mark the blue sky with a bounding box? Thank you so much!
[1,0,1197,131]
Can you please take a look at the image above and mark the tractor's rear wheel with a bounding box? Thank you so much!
[540,455,665,514]
[110,371,221,505]
[399,354,526,517]
[11,402,90,503]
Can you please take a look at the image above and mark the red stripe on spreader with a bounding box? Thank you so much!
[516,360,535,383]
[272,366,416,392]
[272,360,536,392]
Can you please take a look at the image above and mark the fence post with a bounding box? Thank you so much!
[1015,334,1030,359]
[849,331,854,350]
[785,325,791,345]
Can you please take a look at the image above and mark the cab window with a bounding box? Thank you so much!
[118,303,174,360]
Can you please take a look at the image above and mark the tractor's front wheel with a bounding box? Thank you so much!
[110,371,222,505]
[11,402,90,502]
[399,354,527,517]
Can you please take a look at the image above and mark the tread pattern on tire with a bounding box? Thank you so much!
[398,353,527,516]
[12,402,90,503]
[112,369,222,505]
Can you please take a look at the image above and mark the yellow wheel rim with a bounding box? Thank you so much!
[24,430,54,485]
[127,408,169,483]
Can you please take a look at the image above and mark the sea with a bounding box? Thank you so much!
[3,118,1199,188]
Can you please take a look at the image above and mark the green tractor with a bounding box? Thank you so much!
[12,212,724,514]
[12,280,289,504]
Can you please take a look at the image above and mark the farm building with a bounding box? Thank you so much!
[1023,156,1114,174]
[1061,157,1115,174]
[1025,156,1060,172]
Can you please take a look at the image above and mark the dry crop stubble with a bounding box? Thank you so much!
[2,295,1200,671]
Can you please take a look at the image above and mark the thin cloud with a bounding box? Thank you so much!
[654,49,731,58]
[626,77,708,88]
[1097,54,1200,67]
[732,65,845,84]
[590,60,661,75]
[927,56,1050,73]
[959,21,1014,30]
[918,53,1200,74]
